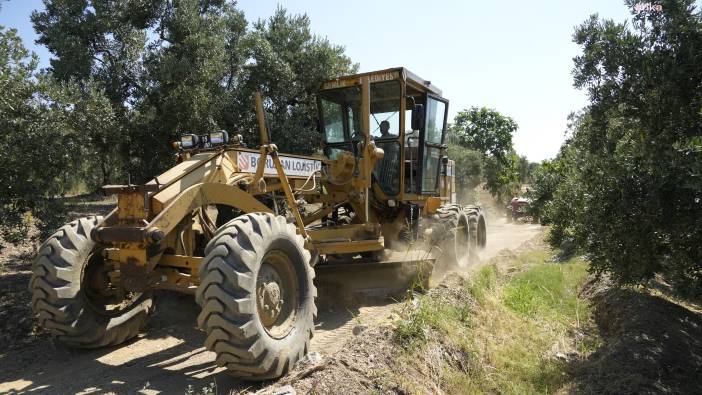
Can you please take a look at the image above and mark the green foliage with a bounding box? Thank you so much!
[132,0,245,178]
[68,80,123,190]
[31,0,147,107]
[517,155,529,183]
[447,142,482,200]
[526,161,540,183]
[449,107,522,202]
[483,150,521,202]
[525,142,573,225]
[467,264,498,303]
[230,7,357,155]
[472,257,591,394]
[517,155,539,184]
[462,255,592,394]
[451,106,516,161]
[395,248,596,394]
[0,27,75,240]
[29,1,357,183]
[540,1,702,295]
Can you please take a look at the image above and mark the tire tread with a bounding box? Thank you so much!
[30,216,151,348]
[196,212,316,380]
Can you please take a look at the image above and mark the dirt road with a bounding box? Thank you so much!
[0,218,541,394]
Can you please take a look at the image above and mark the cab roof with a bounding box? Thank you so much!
[320,67,443,97]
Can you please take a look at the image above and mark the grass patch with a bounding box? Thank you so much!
[504,249,553,272]
[393,249,597,394]
[465,255,592,394]
[467,265,498,303]
[503,261,589,324]
[395,294,472,347]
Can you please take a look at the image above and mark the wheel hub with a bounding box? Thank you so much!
[83,252,139,315]
[258,280,283,325]
[255,251,299,338]
[257,264,285,327]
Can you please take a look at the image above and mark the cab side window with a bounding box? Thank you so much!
[421,97,447,192]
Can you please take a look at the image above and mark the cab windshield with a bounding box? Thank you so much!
[319,81,401,144]
[319,80,402,195]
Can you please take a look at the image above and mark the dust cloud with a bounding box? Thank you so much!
[431,214,544,285]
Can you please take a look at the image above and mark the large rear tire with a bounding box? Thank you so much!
[29,216,153,348]
[433,204,472,269]
[196,212,316,380]
[465,206,487,251]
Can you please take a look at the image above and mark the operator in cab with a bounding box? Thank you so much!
[376,120,396,139]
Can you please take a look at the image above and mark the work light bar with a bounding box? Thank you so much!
[174,130,229,150]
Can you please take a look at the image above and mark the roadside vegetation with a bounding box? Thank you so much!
[527,0,702,296]
[1,0,700,391]
[395,249,594,394]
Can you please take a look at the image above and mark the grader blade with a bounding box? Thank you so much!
[314,251,434,307]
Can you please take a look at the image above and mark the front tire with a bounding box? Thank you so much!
[29,216,153,348]
[196,213,316,380]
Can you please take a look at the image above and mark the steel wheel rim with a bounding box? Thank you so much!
[256,250,299,339]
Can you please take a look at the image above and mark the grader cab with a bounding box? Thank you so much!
[30,67,486,380]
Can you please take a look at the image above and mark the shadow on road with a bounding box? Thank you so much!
[0,292,252,394]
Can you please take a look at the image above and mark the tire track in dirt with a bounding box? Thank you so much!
[311,304,400,355]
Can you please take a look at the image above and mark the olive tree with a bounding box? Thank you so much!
[545,0,702,295]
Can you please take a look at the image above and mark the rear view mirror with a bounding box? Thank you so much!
[411,104,424,131]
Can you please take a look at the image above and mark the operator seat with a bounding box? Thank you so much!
[373,123,400,195]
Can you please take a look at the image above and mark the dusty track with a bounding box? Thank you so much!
[0,218,541,394]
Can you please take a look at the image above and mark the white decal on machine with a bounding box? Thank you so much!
[237,152,321,177]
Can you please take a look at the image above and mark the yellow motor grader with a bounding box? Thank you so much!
[30,67,486,380]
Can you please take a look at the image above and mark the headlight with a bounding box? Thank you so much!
[175,130,229,150]
[180,134,198,149]
[208,130,228,145]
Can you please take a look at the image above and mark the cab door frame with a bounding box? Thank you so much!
[417,94,449,195]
